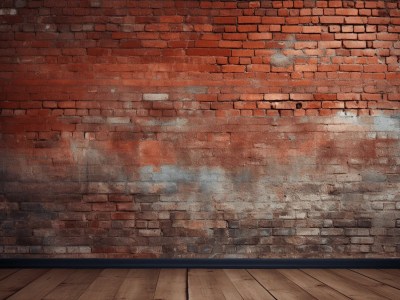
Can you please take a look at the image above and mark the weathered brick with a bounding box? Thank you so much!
[238,16,261,24]
[320,16,344,24]
[318,41,342,48]
[343,40,367,49]
[143,93,169,101]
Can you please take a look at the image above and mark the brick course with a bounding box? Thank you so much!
[0,0,399,258]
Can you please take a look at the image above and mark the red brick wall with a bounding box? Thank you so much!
[0,0,399,258]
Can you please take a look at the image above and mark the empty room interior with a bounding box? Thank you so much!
[0,0,400,299]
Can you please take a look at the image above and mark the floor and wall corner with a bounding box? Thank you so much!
[0,0,399,298]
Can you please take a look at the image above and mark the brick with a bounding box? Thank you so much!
[143,93,169,101]
[107,117,130,124]
[232,49,254,57]
[373,41,393,48]
[186,48,231,56]
[90,0,102,7]
[334,33,357,39]
[351,237,374,244]
[234,101,257,109]
[344,17,367,24]
[314,94,337,101]
[238,16,261,24]
[222,33,247,40]
[357,33,376,40]
[159,16,184,23]
[282,26,303,33]
[237,25,257,32]
[322,101,345,109]
[269,25,281,32]
[296,228,320,235]
[388,94,400,101]
[329,25,341,33]
[214,17,237,24]
[219,40,242,48]
[247,64,271,72]
[343,40,366,48]
[342,25,354,32]
[264,94,289,101]
[340,64,363,72]
[302,26,322,33]
[243,41,265,49]
[335,8,358,16]
[320,16,345,24]
[240,94,264,101]
[248,33,272,40]
[0,9,17,15]
[337,93,361,100]
[290,94,314,100]
[222,65,245,73]
[294,64,317,72]
[294,41,318,49]
[261,17,285,24]
[271,102,295,110]
[83,195,107,202]
[368,17,390,25]
[195,40,218,48]
[377,33,399,41]
[318,41,342,48]
[87,48,110,56]
[363,64,387,73]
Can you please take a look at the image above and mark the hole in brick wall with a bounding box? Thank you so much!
[296,103,302,109]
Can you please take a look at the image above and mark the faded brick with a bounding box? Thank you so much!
[143,93,169,101]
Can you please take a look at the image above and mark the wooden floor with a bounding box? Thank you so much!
[0,268,400,299]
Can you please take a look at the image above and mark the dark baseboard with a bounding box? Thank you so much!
[0,258,399,269]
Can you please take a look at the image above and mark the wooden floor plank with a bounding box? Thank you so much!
[7,269,75,300]
[43,269,102,300]
[248,269,317,300]
[0,269,49,300]
[302,269,386,300]
[224,269,275,300]
[188,269,243,300]
[77,269,129,300]
[380,269,400,277]
[351,269,400,290]
[278,269,350,300]
[154,269,186,300]
[331,269,400,300]
[2,268,400,299]
[114,269,159,300]
[0,269,19,281]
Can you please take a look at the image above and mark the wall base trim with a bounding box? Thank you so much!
[1,258,399,269]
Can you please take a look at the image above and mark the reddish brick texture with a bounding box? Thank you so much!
[0,0,399,258]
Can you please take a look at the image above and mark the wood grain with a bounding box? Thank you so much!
[278,269,350,300]
[224,269,275,300]
[249,269,317,300]
[154,269,186,300]
[331,269,400,299]
[303,269,385,300]
[0,269,49,300]
[189,269,242,300]
[351,269,400,290]
[114,269,159,300]
[43,269,102,300]
[0,269,19,281]
[77,269,128,300]
[7,269,74,300]
[1,268,399,300]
